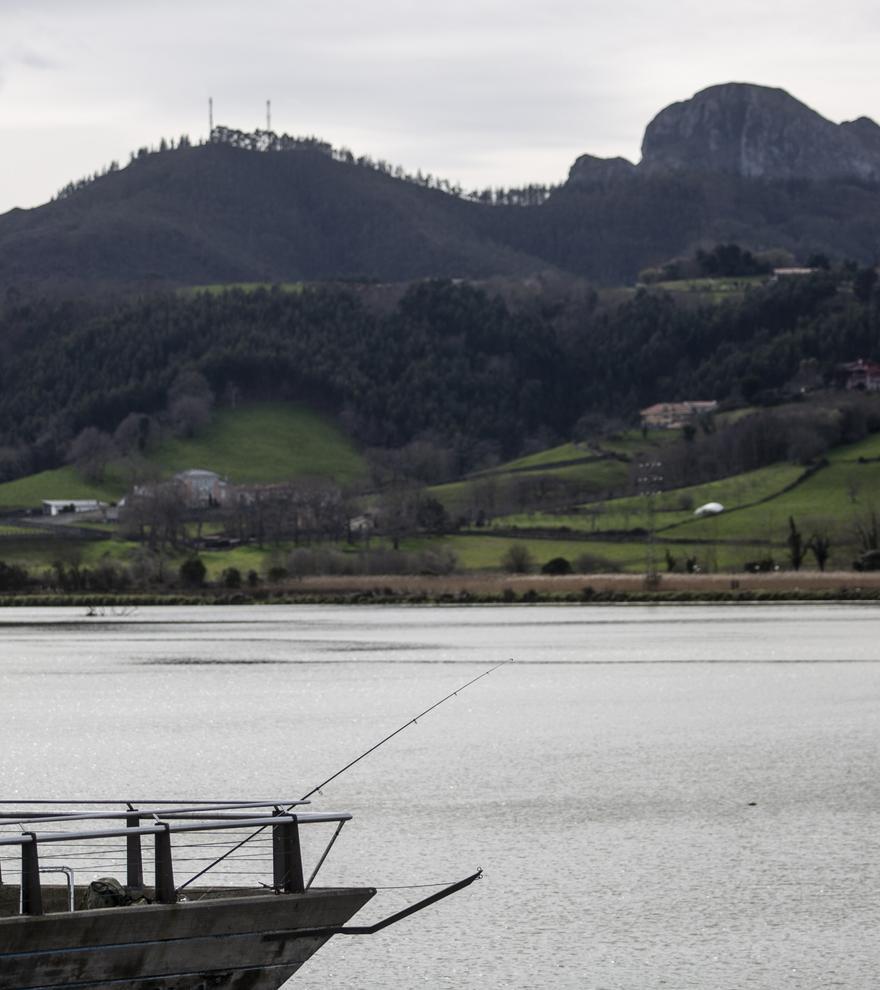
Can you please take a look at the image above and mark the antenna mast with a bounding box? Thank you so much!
[209,97,214,137]
[266,99,271,132]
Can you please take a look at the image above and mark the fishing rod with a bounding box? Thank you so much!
[177,658,514,891]
[300,657,514,802]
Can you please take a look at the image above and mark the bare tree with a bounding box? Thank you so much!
[67,427,116,483]
[168,369,214,438]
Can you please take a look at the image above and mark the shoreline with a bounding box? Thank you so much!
[2,571,880,606]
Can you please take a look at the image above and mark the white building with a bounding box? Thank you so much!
[42,499,108,517]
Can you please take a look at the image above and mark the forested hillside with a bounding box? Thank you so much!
[3,81,880,289]
[1,270,878,484]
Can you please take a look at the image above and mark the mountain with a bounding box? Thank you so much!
[639,82,880,182]
[0,143,546,289]
[1,83,879,288]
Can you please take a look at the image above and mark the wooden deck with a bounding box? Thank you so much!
[0,885,374,990]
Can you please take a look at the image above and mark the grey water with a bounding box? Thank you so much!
[1,603,879,988]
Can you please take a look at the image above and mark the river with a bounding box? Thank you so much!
[1,603,879,988]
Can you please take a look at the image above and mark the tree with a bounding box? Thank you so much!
[168,369,214,438]
[853,266,878,304]
[416,496,450,535]
[179,557,206,587]
[222,566,242,588]
[854,507,880,552]
[807,532,832,572]
[786,516,805,570]
[501,544,533,574]
[114,413,158,455]
[67,427,115,483]
[541,556,572,575]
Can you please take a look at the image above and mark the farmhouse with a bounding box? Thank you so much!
[173,469,228,507]
[771,267,818,279]
[835,359,880,392]
[42,499,108,517]
[640,400,718,430]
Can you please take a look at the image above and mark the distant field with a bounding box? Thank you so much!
[151,404,366,485]
[487,463,805,535]
[402,534,643,571]
[665,458,880,570]
[826,430,880,463]
[476,442,590,472]
[0,524,44,537]
[0,468,122,510]
[431,458,630,515]
[653,275,767,294]
[0,404,367,512]
[182,282,305,296]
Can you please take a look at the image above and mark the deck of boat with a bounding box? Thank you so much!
[0,884,375,990]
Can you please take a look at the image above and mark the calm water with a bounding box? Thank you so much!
[1,603,879,988]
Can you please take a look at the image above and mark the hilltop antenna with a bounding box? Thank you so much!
[266,99,271,132]
[209,97,214,136]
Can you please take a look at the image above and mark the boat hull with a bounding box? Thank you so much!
[0,887,374,990]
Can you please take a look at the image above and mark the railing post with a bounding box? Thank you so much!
[154,824,176,904]
[273,815,304,893]
[21,834,43,916]
[126,813,144,888]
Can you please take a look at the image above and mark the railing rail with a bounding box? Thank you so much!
[0,800,311,827]
[0,813,350,846]
[0,805,353,917]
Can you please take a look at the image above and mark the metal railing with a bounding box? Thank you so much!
[0,800,352,917]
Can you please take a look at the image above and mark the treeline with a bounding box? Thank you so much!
[1,270,879,483]
[56,126,558,208]
[209,126,560,205]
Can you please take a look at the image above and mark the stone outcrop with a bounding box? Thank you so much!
[638,82,880,182]
[566,154,636,189]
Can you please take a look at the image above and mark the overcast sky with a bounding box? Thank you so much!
[1,0,878,215]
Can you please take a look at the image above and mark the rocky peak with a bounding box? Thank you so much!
[639,82,880,182]
[566,154,636,189]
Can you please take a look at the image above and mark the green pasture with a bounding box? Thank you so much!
[478,442,591,472]
[666,458,880,548]
[0,404,367,511]
[431,458,631,515]
[0,535,140,570]
[826,430,880,463]
[151,404,366,485]
[487,463,805,535]
[182,282,305,296]
[0,468,122,510]
[0,524,43,537]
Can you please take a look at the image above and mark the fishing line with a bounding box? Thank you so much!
[176,658,514,892]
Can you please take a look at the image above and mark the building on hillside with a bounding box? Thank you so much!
[771,267,818,279]
[835,359,880,392]
[173,469,229,507]
[42,499,108,517]
[640,400,718,430]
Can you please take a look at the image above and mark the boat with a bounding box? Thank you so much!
[0,799,480,990]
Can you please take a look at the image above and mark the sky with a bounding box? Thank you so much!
[1,0,879,215]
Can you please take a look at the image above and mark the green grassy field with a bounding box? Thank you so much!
[431,458,631,516]
[182,283,305,296]
[826,430,880,463]
[476,442,590,472]
[0,404,367,512]
[0,468,122,510]
[401,534,644,571]
[151,404,366,485]
[486,463,805,535]
[0,524,44,537]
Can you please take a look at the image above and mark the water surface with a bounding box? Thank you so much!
[1,604,879,988]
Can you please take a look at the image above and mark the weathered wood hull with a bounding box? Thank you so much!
[0,887,374,990]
